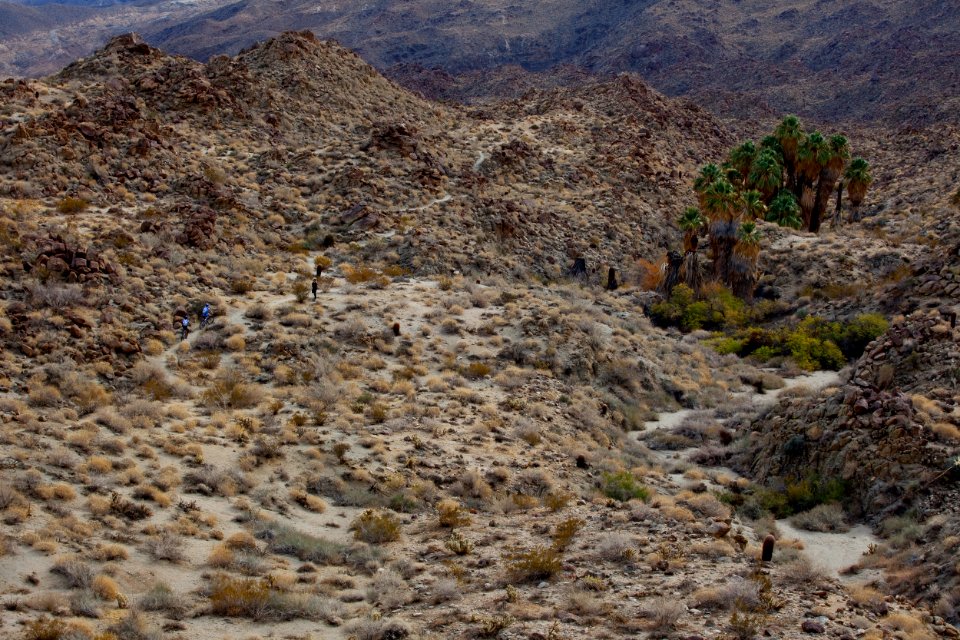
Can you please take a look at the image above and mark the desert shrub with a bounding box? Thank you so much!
[789,503,849,532]
[51,556,93,588]
[351,509,401,543]
[602,471,650,502]
[437,499,471,528]
[462,362,492,379]
[506,545,562,582]
[645,596,685,631]
[292,278,310,303]
[208,574,338,622]
[552,517,584,551]
[746,475,847,519]
[202,368,263,409]
[143,532,185,562]
[708,314,886,370]
[649,284,746,332]
[254,520,347,564]
[138,582,187,615]
[344,265,379,284]
[230,277,254,295]
[56,197,89,213]
[344,617,412,640]
[23,618,94,640]
[208,575,270,619]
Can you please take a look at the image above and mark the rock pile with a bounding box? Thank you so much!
[22,236,117,282]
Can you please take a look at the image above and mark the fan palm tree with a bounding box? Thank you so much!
[774,115,803,188]
[810,134,850,233]
[796,131,829,227]
[747,149,784,200]
[730,221,762,300]
[741,189,767,221]
[704,178,740,283]
[844,157,873,220]
[678,206,706,253]
[694,163,722,208]
[726,141,757,188]
[766,191,803,229]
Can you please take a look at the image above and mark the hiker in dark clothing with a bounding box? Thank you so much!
[311,278,318,301]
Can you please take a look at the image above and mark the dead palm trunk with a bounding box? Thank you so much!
[811,166,841,234]
[657,251,684,297]
[709,218,737,284]
[729,243,759,301]
[680,249,703,292]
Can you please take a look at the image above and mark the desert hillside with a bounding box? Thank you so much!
[0,30,957,640]
[2,1,960,126]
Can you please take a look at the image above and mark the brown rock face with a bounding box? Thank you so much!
[22,235,117,283]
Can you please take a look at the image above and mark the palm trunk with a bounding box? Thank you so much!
[810,168,839,234]
[680,250,702,292]
[709,219,737,284]
[831,180,844,227]
[799,184,815,230]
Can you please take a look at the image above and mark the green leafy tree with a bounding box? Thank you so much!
[694,163,722,208]
[774,115,803,189]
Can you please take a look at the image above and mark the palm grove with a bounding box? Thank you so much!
[668,115,873,301]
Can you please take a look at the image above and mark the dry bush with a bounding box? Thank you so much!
[202,368,263,409]
[436,499,471,528]
[505,545,562,582]
[366,569,414,608]
[596,533,636,562]
[643,596,685,631]
[50,556,93,588]
[91,574,120,600]
[143,532,185,563]
[344,617,412,640]
[106,610,162,640]
[351,509,401,544]
[789,503,850,532]
[552,517,584,551]
[139,581,188,616]
[692,578,760,611]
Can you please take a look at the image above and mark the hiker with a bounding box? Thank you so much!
[180,315,190,341]
[200,303,211,328]
[316,263,323,277]
[311,278,318,301]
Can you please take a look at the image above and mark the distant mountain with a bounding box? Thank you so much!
[0,1,94,39]
[1,1,958,125]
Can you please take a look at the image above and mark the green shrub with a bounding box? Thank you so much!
[602,471,650,502]
[748,475,848,518]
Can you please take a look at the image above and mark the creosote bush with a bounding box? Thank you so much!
[602,471,650,503]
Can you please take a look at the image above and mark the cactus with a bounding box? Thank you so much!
[761,534,775,562]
